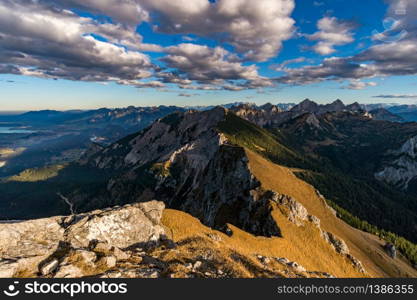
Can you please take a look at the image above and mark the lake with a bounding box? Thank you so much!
[0,127,34,134]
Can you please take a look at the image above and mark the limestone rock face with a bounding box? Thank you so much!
[0,201,165,278]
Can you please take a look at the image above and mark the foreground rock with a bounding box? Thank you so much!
[0,201,166,278]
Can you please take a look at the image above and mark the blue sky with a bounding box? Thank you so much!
[0,0,416,110]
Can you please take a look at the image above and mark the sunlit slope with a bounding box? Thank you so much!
[162,208,364,278]
[245,149,417,278]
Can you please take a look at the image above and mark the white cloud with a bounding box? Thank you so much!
[144,0,296,62]
[0,1,154,83]
[342,80,378,90]
[307,17,355,55]
[273,57,307,71]
[58,0,150,25]
[161,43,271,89]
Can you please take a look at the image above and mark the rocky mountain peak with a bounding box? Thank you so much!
[291,99,319,113]
[327,99,345,111]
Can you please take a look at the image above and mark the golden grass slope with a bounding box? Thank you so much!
[245,149,417,278]
[162,193,369,278]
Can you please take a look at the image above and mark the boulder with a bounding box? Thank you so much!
[384,243,397,259]
[40,259,59,276]
[0,200,166,278]
[66,201,166,249]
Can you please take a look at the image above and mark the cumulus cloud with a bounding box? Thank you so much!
[160,43,272,89]
[385,0,417,33]
[276,0,417,87]
[55,0,150,26]
[306,17,355,55]
[144,0,296,62]
[275,56,373,85]
[0,0,154,84]
[1,0,415,93]
[0,0,295,91]
[118,80,165,88]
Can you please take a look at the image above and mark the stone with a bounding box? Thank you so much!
[0,200,166,278]
[0,217,64,276]
[193,261,202,271]
[271,193,308,226]
[137,201,165,225]
[347,254,366,273]
[308,215,321,227]
[207,233,222,242]
[225,227,233,237]
[384,243,397,259]
[55,265,83,278]
[113,247,129,261]
[66,201,166,249]
[276,257,290,265]
[41,259,59,276]
[92,241,112,253]
[76,250,97,265]
[136,268,159,278]
[0,260,18,278]
[184,263,193,270]
[104,256,117,268]
[257,255,271,264]
[322,232,349,255]
[287,262,306,273]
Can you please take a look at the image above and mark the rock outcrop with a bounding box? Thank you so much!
[268,190,367,274]
[384,243,397,259]
[375,135,417,190]
[0,201,166,278]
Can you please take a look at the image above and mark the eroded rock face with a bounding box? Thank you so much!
[0,201,165,278]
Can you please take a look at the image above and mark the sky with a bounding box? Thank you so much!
[0,0,416,110]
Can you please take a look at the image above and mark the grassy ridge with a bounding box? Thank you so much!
[218,112,306,168]
[219,111,417,267]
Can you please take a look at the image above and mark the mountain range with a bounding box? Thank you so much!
[1,100,417,278]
